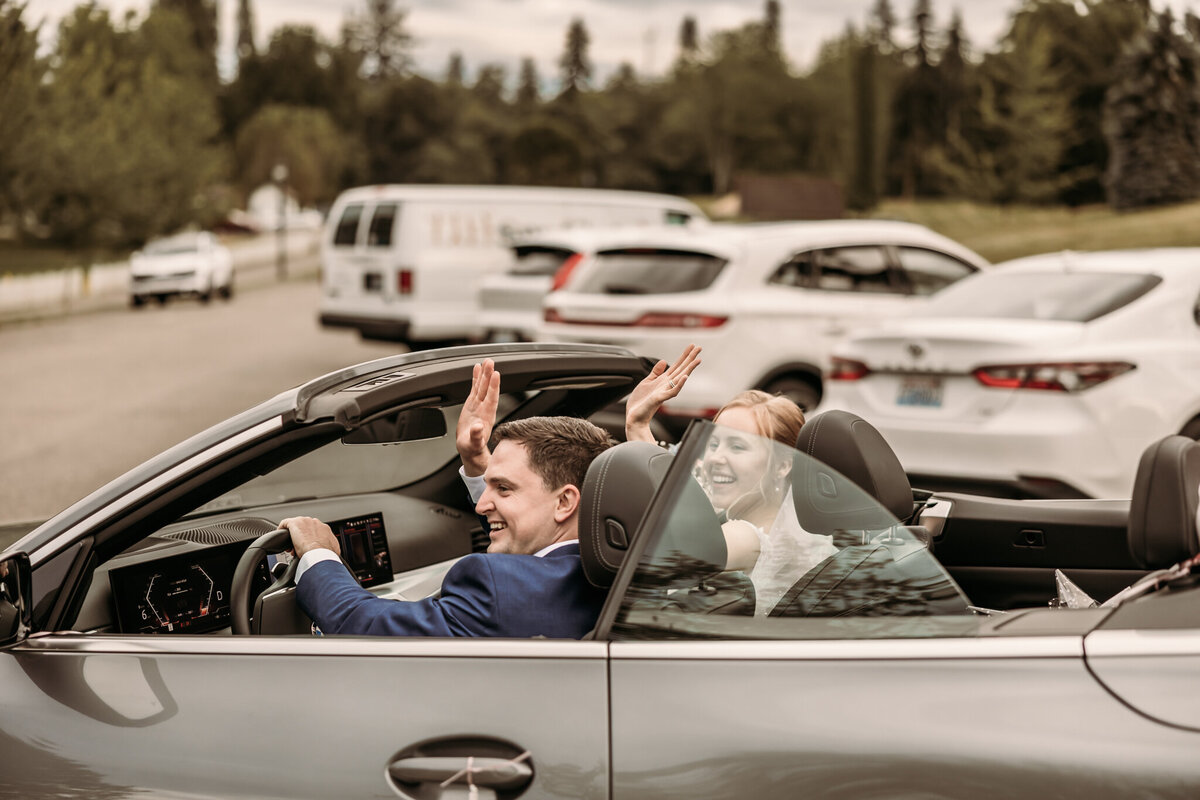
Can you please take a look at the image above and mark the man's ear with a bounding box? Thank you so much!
[554,484,581,523]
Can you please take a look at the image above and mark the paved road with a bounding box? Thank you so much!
[0,277,398,535]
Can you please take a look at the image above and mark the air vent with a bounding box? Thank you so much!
[163,517,278,546]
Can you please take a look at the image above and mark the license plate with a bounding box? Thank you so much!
[896,377,943,407]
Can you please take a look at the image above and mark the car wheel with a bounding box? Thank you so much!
[761,375,821,413]
[219,278,234,300]
[156,294,169,306]
[198,282,213,304]
[1181,416,1200,440]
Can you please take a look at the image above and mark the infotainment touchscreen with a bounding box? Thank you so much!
[328,512,393,588]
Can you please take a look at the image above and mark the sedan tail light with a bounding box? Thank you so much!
[541,309,728,328]
[829,357,871,381]
[972,361,1135,392]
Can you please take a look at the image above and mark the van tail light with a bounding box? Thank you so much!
[829,357,871,381]
[542,309,727,328]
[550,253,585,291]
[972,361,1135,392]
[397,269,413,295]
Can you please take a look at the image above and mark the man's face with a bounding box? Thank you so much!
[476,440,568,555]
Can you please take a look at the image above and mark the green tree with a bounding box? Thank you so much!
[235,0,256,65]
[1104,9,1200,209]
[347,0,413,81]
[156,0,218,83]
[445,51,464,86]
[516,57,540,110]
[0,0,45,230]
[235,105,351,206]
[558,17,592,97]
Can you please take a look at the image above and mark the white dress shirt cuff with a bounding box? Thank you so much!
[459,465,486,504]
[295,548,343,584]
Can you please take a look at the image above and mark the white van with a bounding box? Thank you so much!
[318,185,706,344]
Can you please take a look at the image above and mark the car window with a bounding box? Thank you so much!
[766,251,815,288]
[896,247,976,295]
[567,249,727,294]
[143,235,201,255]
[814,246,897,294]
[927,270,1162,322]
[510,245,576,276]
[611,423,976,641]
[333,203,364,246]
[366,203,398,248]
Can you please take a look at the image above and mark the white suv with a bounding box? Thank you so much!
[537,220,988,428]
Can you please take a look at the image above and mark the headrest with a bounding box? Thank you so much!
[578,440,726,589]
[792,410,913,533]
[1128,435,1200,569]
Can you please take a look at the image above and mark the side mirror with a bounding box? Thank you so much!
[0,552,32,649]
[342,408,448,445]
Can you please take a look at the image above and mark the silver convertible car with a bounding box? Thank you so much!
[2,343,1198,799]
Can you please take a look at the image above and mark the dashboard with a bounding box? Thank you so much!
[84,493,480,635]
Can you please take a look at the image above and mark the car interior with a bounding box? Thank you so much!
[24,347,1200,641]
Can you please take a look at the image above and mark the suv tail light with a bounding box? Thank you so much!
[542,309,727,328]
[397,269,413,295]
[550,253,585,291]
[972,361,1135,392]
[829,357,871,381]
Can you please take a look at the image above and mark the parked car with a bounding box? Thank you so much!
[318,184,706,346]
[538,220,989,429]
[818,248,1200,499]
[4,342,1199,797]
[479,226,688,343]
[129,231,234,306]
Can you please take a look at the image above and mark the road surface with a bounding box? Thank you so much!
[0,278,398,535]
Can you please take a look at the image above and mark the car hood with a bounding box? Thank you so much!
[838,317,1088,371]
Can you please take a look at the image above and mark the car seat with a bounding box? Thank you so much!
[1127,434,1200,569]
[771,410,971,617]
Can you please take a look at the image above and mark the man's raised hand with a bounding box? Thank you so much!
[456,359,501,477]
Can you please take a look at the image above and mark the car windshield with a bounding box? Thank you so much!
[612,422,976,641]
[143,235,202,255]
[568,248,727,294]
[925,270,1161,322]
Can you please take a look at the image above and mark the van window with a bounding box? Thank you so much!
[367,203,398,247]
[569,249,727,295]
[333,204,364,246]
[665,211,692,225]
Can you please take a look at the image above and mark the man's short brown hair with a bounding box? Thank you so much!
[492,416,616,491]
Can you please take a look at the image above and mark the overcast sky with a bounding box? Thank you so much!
[23,0,1199,85]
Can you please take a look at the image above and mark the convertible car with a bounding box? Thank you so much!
[1,343,1198,798]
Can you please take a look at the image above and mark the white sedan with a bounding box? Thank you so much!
[129,231,234,306]
[819,248,1200,499]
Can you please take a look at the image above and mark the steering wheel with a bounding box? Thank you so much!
[230,529,311,635]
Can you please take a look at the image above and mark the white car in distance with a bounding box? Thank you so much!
[130,231,234,307]
[538,220,989,427]
[819,248,1200,499]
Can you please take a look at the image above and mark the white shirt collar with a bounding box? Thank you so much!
[534,540,578,558]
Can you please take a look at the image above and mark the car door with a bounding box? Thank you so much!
[597,422,1200,798]
[0,634,608,799]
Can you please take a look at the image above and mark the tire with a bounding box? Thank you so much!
[198,281,213,304]
[761,375,821,413]
[1180,417,1200,440]
[219,277,234,300]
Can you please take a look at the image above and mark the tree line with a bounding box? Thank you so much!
[1,0,1199,250]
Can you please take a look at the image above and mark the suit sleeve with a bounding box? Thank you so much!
[296,556,502,637]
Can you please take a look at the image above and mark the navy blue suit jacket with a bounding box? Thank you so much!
[296,542,607,638]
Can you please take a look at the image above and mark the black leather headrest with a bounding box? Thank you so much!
[792,410,913,533]
[578,440,726,589]
[1128,435,1200,569]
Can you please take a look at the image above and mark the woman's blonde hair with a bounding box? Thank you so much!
[715,390,806,447]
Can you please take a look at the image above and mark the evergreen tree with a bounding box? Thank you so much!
[870,0,897,52]
[235,0,256,64]
[446,51,464,86]
[1104,9,1200,209]
[764,0,781,53]
[558,17,592,97]
[516,57,540,109]
[0,0,44,231]
[849,40,879,209]
[347,0,413,81]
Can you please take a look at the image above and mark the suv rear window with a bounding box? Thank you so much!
[928,271,1161,322]
[568,249,727,295]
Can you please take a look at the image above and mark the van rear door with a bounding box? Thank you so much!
[319,200,405,339]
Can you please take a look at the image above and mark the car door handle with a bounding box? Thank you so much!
[388,754,533,791]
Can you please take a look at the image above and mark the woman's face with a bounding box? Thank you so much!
[702,406,772,513]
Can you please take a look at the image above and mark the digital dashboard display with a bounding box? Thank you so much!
[109,539,252,634]
[328,513,393,588]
